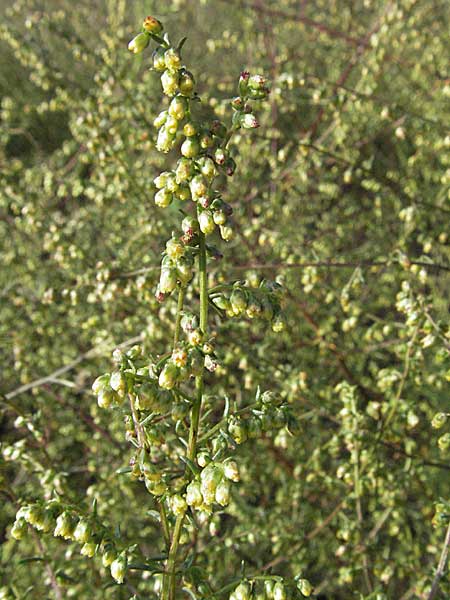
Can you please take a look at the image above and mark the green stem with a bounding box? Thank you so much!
[173,286,185,348]
[162,513,185,600]
[161,234,208,600]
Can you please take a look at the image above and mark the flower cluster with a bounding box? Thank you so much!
[229,577,313,600]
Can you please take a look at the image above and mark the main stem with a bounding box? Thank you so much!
[162,232,208,600]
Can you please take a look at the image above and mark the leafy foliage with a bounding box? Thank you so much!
[1,1,449,599]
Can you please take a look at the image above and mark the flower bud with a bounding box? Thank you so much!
[188,347,204,375]
[80,542,97,558]
[199,132,214,149]
[212,208,227,226]
[152,46,166,71]
[177,257,194,285]
[297,578,313,597]
[183,121,198,137]
[182,216,199,241]
[172,347,188,368]
[158,362,179,389]
[169,96,188,120]
[156,128,176,153]
[176,184,192,202]
[176,157,194,183]
[170,494,187,516]
[181,136,201,158]
[197,157,216,182]
[246,298,263,319]
[161,70,179,96]
[234,582,251,600]
[142,16,163,35]
[225,157,237,176]
[238,71,250,96]
[200,465,223,504]
[223,459,240,482]
[102,544,117,568]
[110,371,127,398]
[128,32,150,54]
[155,188,173,208]
[272,313,286,333]
[214,147,228,165]
[164,48,182,71]
[432,412,447,429]
[215,479,231,506]
[73,518,92,544]
[186,480,203,507]
[97,387,116,409]
[220,224,234,242]
[248,74,267,91]
[197,451,211,468]
[110,553,127,584]
[264,580,275,597]
[179,70,195,96]
[438,433,450,451]
[190,175,209,200]
[211,120,227,138]
[228,416,248,444]
[198,211,215,235]
[92,373,110,395]
[188,328,203,346]
[166,238,185,260]
[164,115,179,136]
[159,267,177,294]
[54,511,76,540]
[154,171,170,188]
[273,582,286,600]
[231,96,245,110]
[239,113,259,129]
[230,288,248,315]
[11,518,28,540]
[212,295,231,312]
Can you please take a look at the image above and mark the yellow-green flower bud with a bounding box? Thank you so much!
[272,313,286,333]
[215,479,231,506]
[110,553,127,584]
[190,175,209,201]
[110,371,127,398]
[156,128,176,153]
[223,459,240,482]
[177,257,194,285]
[176,158,195,183]
[200,464,223,504]
[197,451,211,468]
[186,480,203,508]
[432,412,447,429]
[143,16,163,35]
[154,171,171,189]
[198,211,215,235]
[164,48,182,70]
[73,518,92,544]
[128,32,150,54]
[234,582,251,600]
[54,511,76,540]
[97,387,115,409]
[212,294,231,312]
[154,110,168,129]
[170,494,187,516]
[159,267,177,294]
[161,70,179,96]
[155,188,173,208]
[158,361,179,389]
[181,136,201,158]
[152,46,166,71]
[273,582,286,600]
[165,115,179,135]
[80,542,97,558]
[197,156,217,181]
[169,96,188,120]
[166,238,185,260]
[179,70,195,96]
[92,373,110,394]
[176,184,192,202]
[11,518,27,540]
[230,288,248,315]
[188,328,203,346]
[183,121,198,137]
[438,433,450,451]
[297,578,313,597]
[102,544,117,568]
[220,224,234,242]
[228,416,248,444]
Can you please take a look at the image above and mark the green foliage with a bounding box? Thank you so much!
[1,1,450,599]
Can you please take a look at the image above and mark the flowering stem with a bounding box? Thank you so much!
[173,286,185,348]
[162,513,185,600]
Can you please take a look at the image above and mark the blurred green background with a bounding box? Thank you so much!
[1,0,449,598]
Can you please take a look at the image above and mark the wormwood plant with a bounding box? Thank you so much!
[10,16,312,600]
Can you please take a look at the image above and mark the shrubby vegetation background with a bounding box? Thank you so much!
[1,0,449,598]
